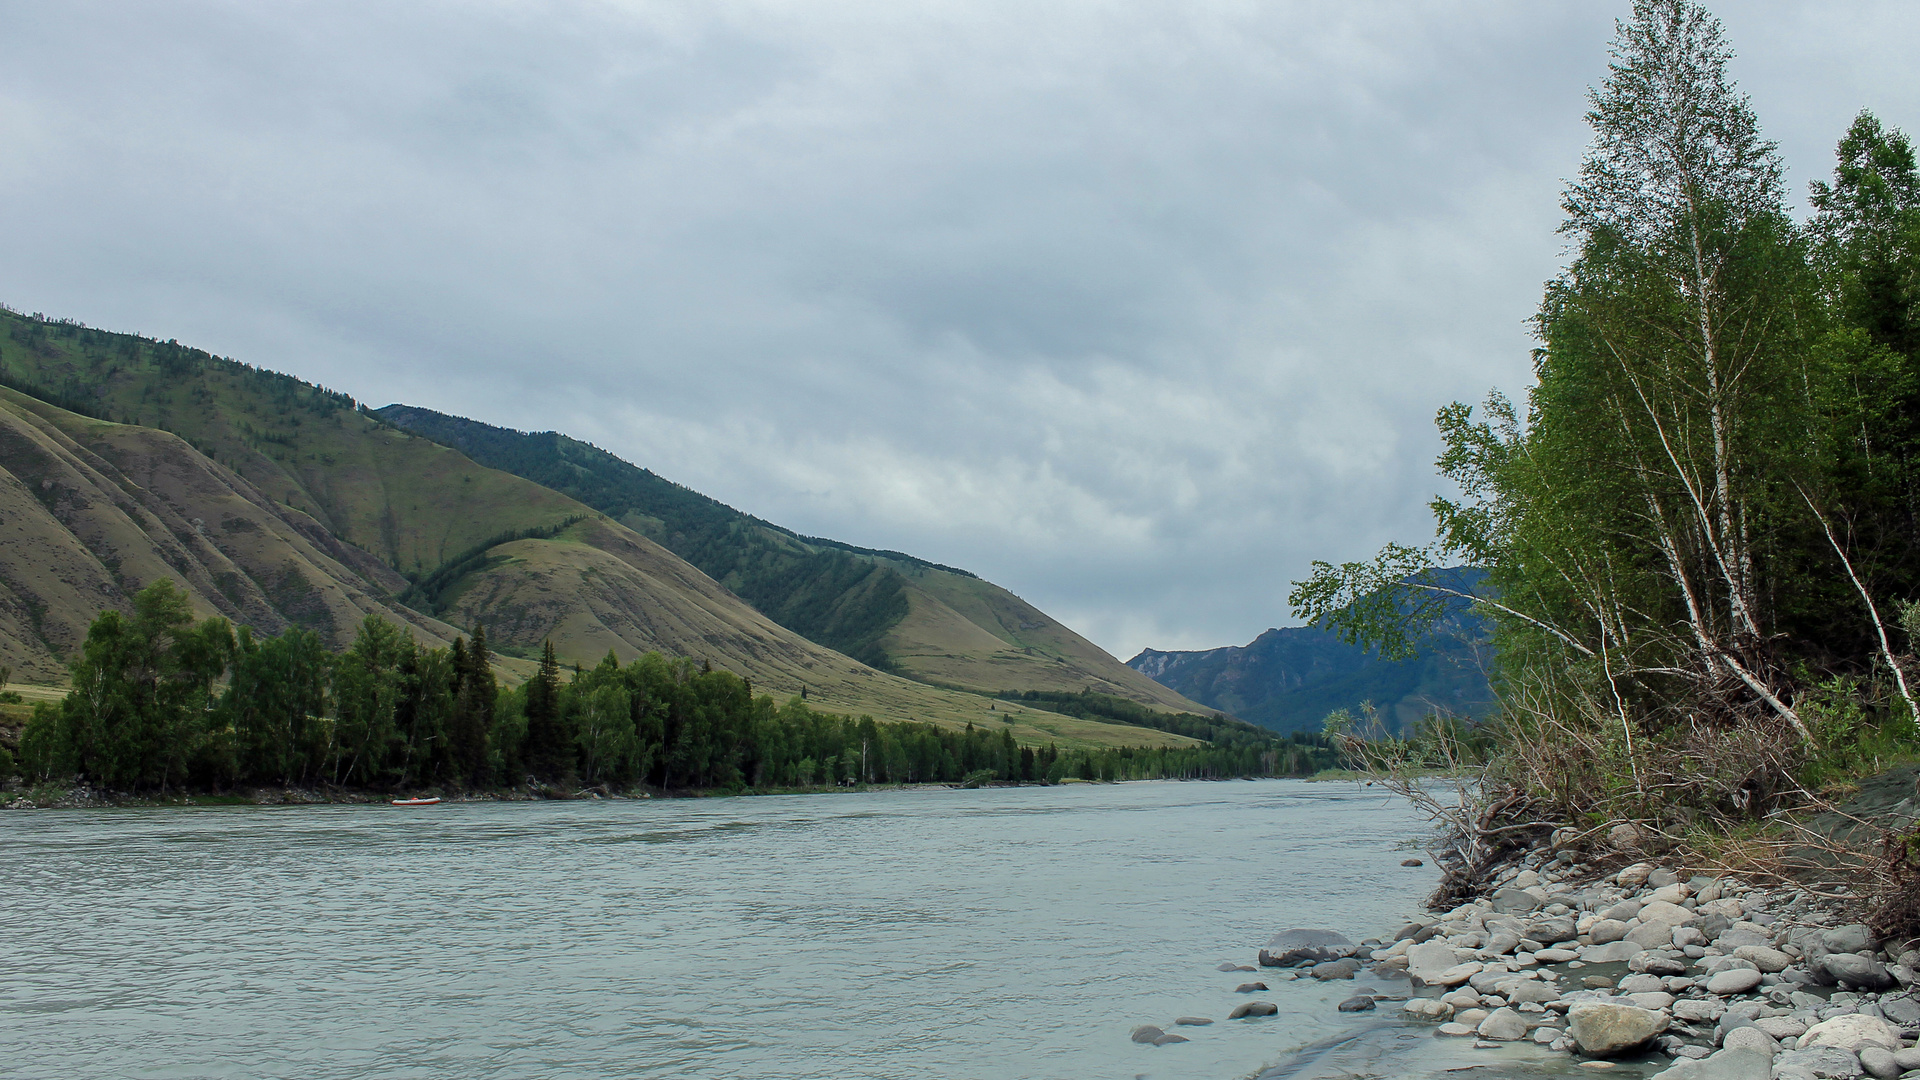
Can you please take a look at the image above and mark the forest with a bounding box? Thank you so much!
[4,581,1327,797]
[1293,0,1920,842]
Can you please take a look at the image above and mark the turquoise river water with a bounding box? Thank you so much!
[2,779,1615,1079]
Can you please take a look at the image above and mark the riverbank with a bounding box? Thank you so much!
[0,773,1156,810]
[1238,802,1920,1080]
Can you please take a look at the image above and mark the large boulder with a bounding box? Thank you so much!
[1824,953,1898,992]
[1823,924,1877,955]
[1568,1002,1670,1056]
[1259,929,1355,967]
[1406,941,1459,975]
[1772,1046,1866,1079]
[1859,1047,1901,1080]
[1477,1008,1529,1041]
[1227,1001,1278,1019]
[1705,968,1764,996]
[1880,996,1920,1027]
[1802,1013,1902,1053]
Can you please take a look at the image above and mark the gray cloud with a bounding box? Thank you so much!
[2,1,1916,657]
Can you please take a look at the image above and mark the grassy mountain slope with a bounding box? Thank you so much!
[0,385,469,681]
[0,309,1192,749]
[374,404,1210,713]
[1127,608,1494,735]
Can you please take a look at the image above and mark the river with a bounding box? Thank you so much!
[2,779,1592,1079]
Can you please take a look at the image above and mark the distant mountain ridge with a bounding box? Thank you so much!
[1127,599,1494,735]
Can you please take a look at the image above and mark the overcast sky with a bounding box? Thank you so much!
[3,1,1917,660]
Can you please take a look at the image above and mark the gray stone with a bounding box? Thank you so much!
[1649,867,1681,888]
[1429,962,1484,987]
[1234,982,1268,993]
[1407,941,1461,978]
[1215,962,1243,972]
[1732,945,1792,973]
[1892,1046,1920,1071]
[1773,1047,1866,1079]
[1620,974,1667,994]
[1675,999,1727,1022]
[1584,941,1646,963]
[1707,968,1765,996]
[1486,931,1522,956]
[1569,1002,1671,1056]
[1436,1022,1475,1037]
[1804,1013,1902,1052]
[1530,915,1579,944]
[1131,1025,1165,1043]
[1824,925,1878,956]
[1617,862,1654,887]
[1880,997,1920,1027]
[1152,1033,1189,1046]
[1173,1016,1212,1026]
[1492,888,1544,914]
[1721,1025,1777,1055]
[1508,981,1561,1004]
[1260,929,1356,967]
[1338,996,1376,1012]
[1611,824,1646,851]
[1860,1047,1902,1080]
[1310,958,1360,980]
[1649,1048,1774,1080]
[1639,900,1697,928]
[1755,1016,1809,1038]
[1630,921,1682,949]
[1590,919,1631,944]
[1643,955,1690,976]
[1478,1007,1529,1040]
[1826,954,1899,993]
[1227,1001,1278,1019]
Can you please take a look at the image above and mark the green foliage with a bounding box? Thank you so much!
[1291,2,1920,827]
[32,595,1323,794]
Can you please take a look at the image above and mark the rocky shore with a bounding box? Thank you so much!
[1228,851,1920,1080]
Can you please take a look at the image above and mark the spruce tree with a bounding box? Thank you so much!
[522,639,567,781]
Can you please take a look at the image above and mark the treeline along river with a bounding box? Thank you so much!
[10,581,1336,797]
[1,780,1437,1080]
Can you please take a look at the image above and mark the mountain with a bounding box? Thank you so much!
[0,308,1197,749]
[373,405,1208,714]
[1127,603,1494,735]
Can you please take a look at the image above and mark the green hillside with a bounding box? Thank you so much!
[0,307,1200,749]
[375,405,1212,714]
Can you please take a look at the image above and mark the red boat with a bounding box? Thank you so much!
[391,796,441,807]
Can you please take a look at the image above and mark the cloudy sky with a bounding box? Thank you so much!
[2,1,1917,659]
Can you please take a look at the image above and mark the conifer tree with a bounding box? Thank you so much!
[522,639,568,780]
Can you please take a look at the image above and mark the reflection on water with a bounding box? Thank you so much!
[5,780,1479,1080]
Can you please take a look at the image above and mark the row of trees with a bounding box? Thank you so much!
[1295,1,1920,823]
[10,581,1315,794]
